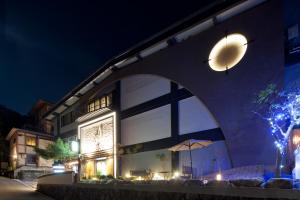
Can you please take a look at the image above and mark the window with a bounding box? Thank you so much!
[101,97,106,108]
[61,111,75,127]
[26,136,36,146]
[26,154,37,165]
[87,93,112,113]
[88,102,95,112]
[95,99,100,110]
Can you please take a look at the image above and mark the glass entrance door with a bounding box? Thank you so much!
[96,159,107,176]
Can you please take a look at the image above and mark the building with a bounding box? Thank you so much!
[25,99,54,134]
[6,100,54,179]
[43,0,285,180]
[6,128,53,178]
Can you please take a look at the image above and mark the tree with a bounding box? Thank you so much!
[254,84,300,177]
[35,138,77,162]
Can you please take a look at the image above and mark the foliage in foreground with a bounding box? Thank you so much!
[35,138,77,161]
[254,83,300,176]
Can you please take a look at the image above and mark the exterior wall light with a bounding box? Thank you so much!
[71,141,79,153]
[153,172,164,180]
[172,171,180,179]
[125,173,131,178]
[208,33,247,71]
[216,173,222,181]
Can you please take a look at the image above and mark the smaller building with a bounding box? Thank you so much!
[26,99,54,134]
[6,128,53,179]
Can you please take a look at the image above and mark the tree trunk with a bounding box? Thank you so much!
[275,148,282,178]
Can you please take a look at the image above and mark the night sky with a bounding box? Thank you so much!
[0,0,215,114]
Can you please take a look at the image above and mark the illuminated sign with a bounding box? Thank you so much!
[79,116,113,154]
[78,112,117,177]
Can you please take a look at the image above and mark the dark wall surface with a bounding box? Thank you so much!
[83,0,284,167]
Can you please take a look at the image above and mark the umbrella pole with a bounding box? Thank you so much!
[189,143,193,179]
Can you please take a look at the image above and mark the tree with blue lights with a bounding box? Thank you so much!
[255,84,300,177]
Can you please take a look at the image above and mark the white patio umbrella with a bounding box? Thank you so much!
[168,139,213,179]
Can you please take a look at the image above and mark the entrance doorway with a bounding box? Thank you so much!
[96,159,107,176]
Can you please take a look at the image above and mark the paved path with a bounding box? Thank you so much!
[0,177,54,200]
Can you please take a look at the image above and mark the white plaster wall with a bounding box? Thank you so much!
[26,146,35,154]
[38,139,53,167]
[179,141,231,178]
[121,149,172,177]
[18,145,25,153]
[18,135,25,145]
[18,154,26,166]
[179,96,218,135]
[121,105,171,146]
[121,75,170,110]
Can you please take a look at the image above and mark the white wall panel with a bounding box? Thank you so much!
[121,105,171,146]
[179,96,218,135]
[179,141,231,177]
[121,149,172,177]
[121,75,170,110]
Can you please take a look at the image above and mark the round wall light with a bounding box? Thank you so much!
[208,33,247,72]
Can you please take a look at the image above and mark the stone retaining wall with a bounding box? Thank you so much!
[37,171,75,185]
[37,183,300,200]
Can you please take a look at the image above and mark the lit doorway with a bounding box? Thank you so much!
[96,159,107,176]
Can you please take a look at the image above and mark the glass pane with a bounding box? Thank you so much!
[106,95,111,106]
[101,97,106,108]
[26,137,36,146]
[96,160,107,176]
[89,102,95,112]
[95,99,100,110]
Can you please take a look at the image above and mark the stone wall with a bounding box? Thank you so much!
[38,172,75,185]
[14,166,52,180]
[37,183,300,200]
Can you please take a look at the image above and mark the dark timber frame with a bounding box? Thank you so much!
[118,81,225,172]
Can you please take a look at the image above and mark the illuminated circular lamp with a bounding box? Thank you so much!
[208,33,247,71]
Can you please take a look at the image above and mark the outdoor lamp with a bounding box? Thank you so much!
[53,163,65,173]
[125,173,131,178]
[71,141,79,153]
[208,33,247,72]
[216,173,222,181]
[173,171,180,179]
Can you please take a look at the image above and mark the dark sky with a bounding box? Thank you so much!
[0,0,215,114]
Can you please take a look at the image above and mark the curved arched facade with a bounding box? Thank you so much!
[79,0,283,167]
[46,0,284,178]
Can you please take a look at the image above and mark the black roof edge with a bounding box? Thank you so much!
[43,0,246,119]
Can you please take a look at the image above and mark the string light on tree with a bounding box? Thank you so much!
[254,84,300,176]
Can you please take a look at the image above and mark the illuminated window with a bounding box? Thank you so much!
[101,97,106,108]
[88,102,95,112]
[26,136,36,146]
[87,93,112,113]
[95,99,100,110]
[106,95,111,106]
